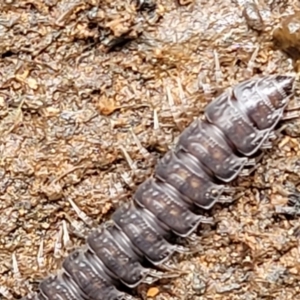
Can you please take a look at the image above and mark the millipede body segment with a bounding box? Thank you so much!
[22,75,295,300]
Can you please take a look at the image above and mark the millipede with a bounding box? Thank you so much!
[22,74,296,300]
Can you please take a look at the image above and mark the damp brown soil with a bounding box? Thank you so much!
[0,1,300,299]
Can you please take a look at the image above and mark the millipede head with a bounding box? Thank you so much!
[272,75,295,103]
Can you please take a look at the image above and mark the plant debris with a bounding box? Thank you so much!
[0,0,300,299]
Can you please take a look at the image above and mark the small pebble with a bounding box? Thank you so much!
[147,287,160,298]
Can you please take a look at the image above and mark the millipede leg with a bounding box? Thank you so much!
[275,206,300,215]
[239,165,260,177]
[157,262,190,277]
[142,264,185,285]
[222,186,239,194]
[242,152,265,170]
[217,195,235,204]
[260,141,273,149]
[145,267,186,283]
[282,110,300,120]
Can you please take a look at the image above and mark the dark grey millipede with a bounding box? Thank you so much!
[22,74,296,300]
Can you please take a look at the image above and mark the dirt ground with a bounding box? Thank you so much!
[0,0,300,299]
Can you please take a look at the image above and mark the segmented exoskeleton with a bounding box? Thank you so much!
[22,75,295,300]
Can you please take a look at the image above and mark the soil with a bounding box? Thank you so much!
[0,0,300,299]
